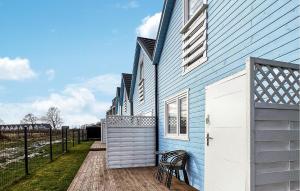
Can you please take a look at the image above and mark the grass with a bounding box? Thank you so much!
[0,141,68,190]
[5,141,93,191]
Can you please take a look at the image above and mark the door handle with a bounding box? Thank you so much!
[206,133,213,146]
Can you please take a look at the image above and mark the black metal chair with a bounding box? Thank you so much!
[155,150,189,189]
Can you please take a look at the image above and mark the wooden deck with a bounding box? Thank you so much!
[89,141,106,151]
[68,142,197,191]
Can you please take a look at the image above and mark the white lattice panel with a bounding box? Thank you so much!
[254,63,300,105]
[106,115,155,128]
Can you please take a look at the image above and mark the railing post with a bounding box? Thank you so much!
[78,129,80,144]
[24,126,29,175]
[65,127,68,152]
[49,126,53,161]
[61,127,64,153]
[72,129,75,147]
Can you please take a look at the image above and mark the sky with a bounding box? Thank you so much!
[0,0,163,126]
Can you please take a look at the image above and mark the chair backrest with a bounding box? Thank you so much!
[170,150,188,168]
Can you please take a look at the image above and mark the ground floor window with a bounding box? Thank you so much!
[164,90,189,140]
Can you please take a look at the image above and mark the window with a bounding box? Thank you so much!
[164,90,189,140]
[167,101,177,134]
[179,97,187,134]
[185,0,202,23]
[182,0,208,75]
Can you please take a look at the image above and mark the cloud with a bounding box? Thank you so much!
[0,57,37,80]
[0,74,120,126]
[136,12,161,39]
[70,74,120,95]
[46,69,55,80]
[116,0,139,9]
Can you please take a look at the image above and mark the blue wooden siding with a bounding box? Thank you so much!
[132,49,156,116]
[157,0,300,190]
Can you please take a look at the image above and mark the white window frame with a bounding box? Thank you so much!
[164,89,189,141]
[184,0,207,23]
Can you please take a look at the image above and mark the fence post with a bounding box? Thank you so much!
[65,127,68,152]
[49,126,53,161]
[24,126,29,175]
[72,129,75,147]
[62,127,64,153]
[78,129,80,144]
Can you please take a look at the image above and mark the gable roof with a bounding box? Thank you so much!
[120,73,132,104]
[152,0,175,65]
[123,73,132,96]
[129,37,157,101]
[137,37,156,59]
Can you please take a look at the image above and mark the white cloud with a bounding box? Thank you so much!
[0,57,37,80]
[0,74,119,126]
[136,12,161,39]
[46,69,55,80]
[116,0,139,9]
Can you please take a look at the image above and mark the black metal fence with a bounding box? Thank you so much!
[0,124,86,190]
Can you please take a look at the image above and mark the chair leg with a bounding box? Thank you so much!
[175,170,180,180]
[156,165,164,182]
[183,169,189,185]
[166,169,173,189]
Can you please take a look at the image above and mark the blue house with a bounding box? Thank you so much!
[153,0,299,190]
[119,73,132,116]
[130,37,156,116]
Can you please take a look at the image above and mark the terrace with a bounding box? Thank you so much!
[68,141,197,191]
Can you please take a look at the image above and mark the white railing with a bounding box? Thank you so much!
[106,115,156,169]
[106,115,155,128]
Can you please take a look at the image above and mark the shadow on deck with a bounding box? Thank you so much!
[68,142,197,191]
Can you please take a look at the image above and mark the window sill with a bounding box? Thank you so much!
[180,3,208,34]
[164,135,189,141]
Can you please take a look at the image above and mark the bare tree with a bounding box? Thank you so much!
[42,107,63,129]
[0,118,4,125]
[0,118,4,137]
[21,113,38,125]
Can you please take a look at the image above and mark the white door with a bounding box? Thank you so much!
[204,72,249,191]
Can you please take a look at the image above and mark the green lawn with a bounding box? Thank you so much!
[6,141,93,191]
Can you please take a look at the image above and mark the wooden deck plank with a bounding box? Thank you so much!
[68,146,197,191]
[90,141,106,151]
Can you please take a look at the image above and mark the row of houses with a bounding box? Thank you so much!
[105,0,299,190]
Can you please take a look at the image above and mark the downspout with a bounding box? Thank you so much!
[130,100,133,116]
[155,63,159,166]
